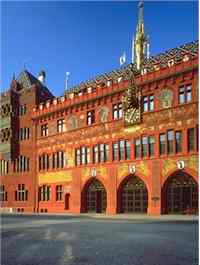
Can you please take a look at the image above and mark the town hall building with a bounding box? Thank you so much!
[0,2,198,215]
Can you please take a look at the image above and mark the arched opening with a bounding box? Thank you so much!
[118,174,148,213]
[83,178,107,213]
[162,171,198,214]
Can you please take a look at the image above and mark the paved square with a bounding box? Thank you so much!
[1,214,198,265]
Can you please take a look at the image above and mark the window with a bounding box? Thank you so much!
[39,185,51,201]
[167,130,174,154]
[0,160,9,174]
[149,95,154,111]
[179,84,192,104]
[113,142,119,161]
[75,147,90,165]
[41,124,48,137]
[19,127,30,140]
[76,149,81,166]
[52,151,65,169]
[175,131,182,153]
[113,140,131,161]
[100,144,105,162]
[0,185,7,201]
[149,136,155,157]
[93,144,109,163]
[135,139,141,158]
[143,95,154,112]
[87,110,95,125]
[87,148,90,163]
[142,137,148,157]
[14,156,29,172]
[113,103,123,120]
[159,134,166,155]
[39,154,49,171]
[105,144,109,161]
[57,118,65,133]
[19,105,27,116]
[119,140,125,160]
[125,140,131,160]
[134,136,156,158]
[81,147,86,164]
[15,184,28,201]
[143,96,148,112]
[188,128,194,152]
[56,185,63,201]
[93,145,99,164]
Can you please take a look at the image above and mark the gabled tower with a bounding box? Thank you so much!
[132,0,149,70]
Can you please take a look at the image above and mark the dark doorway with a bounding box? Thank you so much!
[119,175,148,213]
[85,179,107,213]
[65,193,70,210]
[163,172,198,214]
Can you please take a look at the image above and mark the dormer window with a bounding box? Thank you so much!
[46,101,50,108]
[168,59,174,67]
[183,54,189,62]
[154,65,160,71]
[107,80,111,87]
[118,77,122,83]
[69,93,74,99]
[60,96,65,102]
[87,87,92,93]
[141,68,147,75]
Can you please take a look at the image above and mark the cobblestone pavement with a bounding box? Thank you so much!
[1,214,198,265]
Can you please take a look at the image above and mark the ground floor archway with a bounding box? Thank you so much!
[118,174,148,213]
[83,178,107,213]
[162,171,198,214]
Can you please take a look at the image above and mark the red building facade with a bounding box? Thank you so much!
[0,41,198,215]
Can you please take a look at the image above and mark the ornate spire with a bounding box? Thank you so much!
[132,0,149,70]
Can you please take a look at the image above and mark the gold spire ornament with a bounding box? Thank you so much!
[132,0,149,70]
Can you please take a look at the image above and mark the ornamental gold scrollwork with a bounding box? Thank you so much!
[122,79,141,125]
[0,104,11,118]
[0,128,12,143]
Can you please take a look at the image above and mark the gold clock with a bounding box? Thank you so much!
[124,108,140,124]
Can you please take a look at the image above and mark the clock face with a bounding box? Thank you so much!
[125,108,140,124]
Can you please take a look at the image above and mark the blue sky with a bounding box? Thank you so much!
[1,1,198,96]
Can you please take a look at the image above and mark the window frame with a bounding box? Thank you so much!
[112,102,123,120]
[142,95,154,112]
[178,84,192,104]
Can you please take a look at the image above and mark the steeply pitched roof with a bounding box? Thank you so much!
[65,40,198,95]
[17,70,41,88]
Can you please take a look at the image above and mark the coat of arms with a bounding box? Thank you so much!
[158,89,173,109]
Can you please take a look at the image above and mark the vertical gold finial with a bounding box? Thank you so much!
[132,0,149,70]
